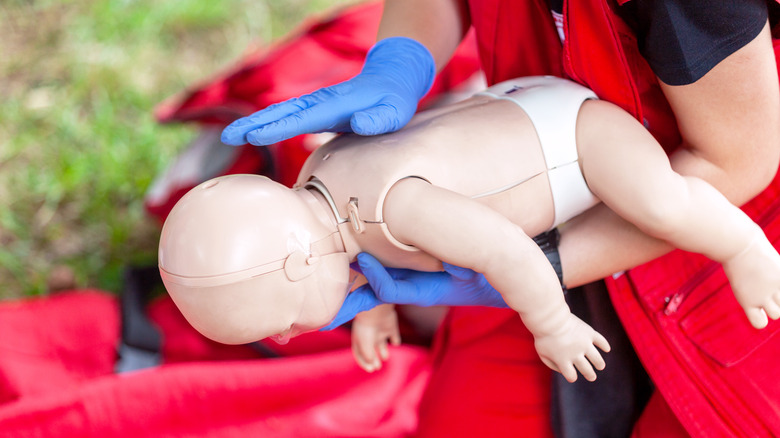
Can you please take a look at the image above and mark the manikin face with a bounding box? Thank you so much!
[158,174,351,345]
[161,250,351,345]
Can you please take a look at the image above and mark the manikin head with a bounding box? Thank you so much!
[158,174,351,345]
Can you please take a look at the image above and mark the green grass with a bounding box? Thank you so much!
[0,0,348,299]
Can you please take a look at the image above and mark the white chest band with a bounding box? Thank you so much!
[475,76,600,228]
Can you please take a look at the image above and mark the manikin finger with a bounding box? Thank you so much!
[763,300,780,320]
[558,362,578,383]
[574,356,597,382]
[378,341,389,361]
[353,332,379,372]
[585,345,606,371]
[747,307,769,329]
[351,342,373,373]
[593,332,611,353]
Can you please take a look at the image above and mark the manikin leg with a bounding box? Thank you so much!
[577,99,780,329]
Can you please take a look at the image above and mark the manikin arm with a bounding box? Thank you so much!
[383,177,610,382]
[351,303,401,373]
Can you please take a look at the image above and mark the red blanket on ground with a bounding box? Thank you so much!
[0,291,431,437]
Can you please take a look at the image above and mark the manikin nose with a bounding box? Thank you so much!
[269,327,293,345]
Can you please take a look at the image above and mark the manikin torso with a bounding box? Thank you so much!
[296,76,598,270]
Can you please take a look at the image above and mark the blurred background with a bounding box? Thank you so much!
[0,0,348,300]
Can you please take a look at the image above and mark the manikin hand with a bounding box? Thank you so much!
[351,304,402,373]
[321,253,507,331]
[533,314,611,383]
[221,37,435,146]
[722,231,780,329]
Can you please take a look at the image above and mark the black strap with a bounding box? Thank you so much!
[533,229,564,289]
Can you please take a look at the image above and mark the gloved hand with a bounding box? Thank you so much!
[321,253,507,330]
[221,37,435,146]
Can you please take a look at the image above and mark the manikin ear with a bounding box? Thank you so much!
[284,250,320,281]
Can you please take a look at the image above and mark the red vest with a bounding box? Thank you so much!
[465,1,780,436]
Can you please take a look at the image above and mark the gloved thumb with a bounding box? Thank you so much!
[350,102,409,136]
[357,252,400,300]
[442,262,480,281]
[319,284,381,331]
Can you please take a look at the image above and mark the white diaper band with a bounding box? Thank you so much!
[475,76,600,228]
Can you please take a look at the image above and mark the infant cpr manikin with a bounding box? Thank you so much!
[159,76,780,382]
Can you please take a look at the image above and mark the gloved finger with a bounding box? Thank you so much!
[351,102,406,136]
[319,285,380,331]
[245,101,354,146]
[441,262,479,281]
[574,357,597,382]
[349,260,362,274]
[221,97,314,145]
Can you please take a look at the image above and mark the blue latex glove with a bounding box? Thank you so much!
[321,253,507,330]
[221,37,435,146]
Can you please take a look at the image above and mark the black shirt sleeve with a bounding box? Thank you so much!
[618,0,770,86]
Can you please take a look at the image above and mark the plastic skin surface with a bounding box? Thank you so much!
[159,77,780,382]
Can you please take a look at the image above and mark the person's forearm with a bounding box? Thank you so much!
[559,22,780,289]
[377,0,469,71]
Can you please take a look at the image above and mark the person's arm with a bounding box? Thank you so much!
[559,22,780,288]
[377,0,470,71]
[383,177,609,382]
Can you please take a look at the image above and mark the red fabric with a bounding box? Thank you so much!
[606,169,780,438]
[0,291,431,437]
[454,1,780,436]
[416,307,554,438]
[630,392,688,438]
[465,0,563,82]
